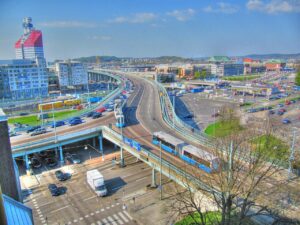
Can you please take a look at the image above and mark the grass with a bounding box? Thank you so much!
[204,119,243,137]
[8,109,78,126]
[223,74,261,81]
[175,211,256,225]
[252,134,289,162]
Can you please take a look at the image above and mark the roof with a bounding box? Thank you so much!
[15,30,43,48]
[209,56,231,62]
[153,131,185,146]
[266,59,285,64]
[3,194,33,225]
[182,145,218,161]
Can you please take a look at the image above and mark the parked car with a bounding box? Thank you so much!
[31,128,47,136]
[106,107,113,112]
[92,112,102,119]
[27,126,41,133]
[282,118,291,124]
[86,111,94,117]
[31,158,42,169]
[65,153,81,164]
[55,170,69,181]
[51,121,65,128]
[45,158,57,167]
[48,184,60,196]
[268,110,275,115]
[96,107,106,113]
[278,103,284,108]
[19,112,29,116]
[278,108,286,113]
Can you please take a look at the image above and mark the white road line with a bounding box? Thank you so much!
[106,206,110,209]
[111,204,115,207]
[73,219,78,223]
[97,221,102,225]
[118,212,129,223]
[107,216,118,225]
[135,177,147,182]
[116,202,120,205]
[102,218,109,224]
[48,205,70,214]
[96,210,100,214]
[113,214,124,225]
[90,212,94,216]
[101,208,105,212]
[85,215,89,218]
[83,195,97,201]
[123,211,133,220]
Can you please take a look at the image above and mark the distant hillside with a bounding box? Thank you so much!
[243,53,300,60]
[74,56,121,63]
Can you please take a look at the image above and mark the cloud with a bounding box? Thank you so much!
[38,21,98,28]
[89,35,112,41]
[203,2,239,14]
[166,9,195,21]
[109,13,157,24]
[246,0,300,14]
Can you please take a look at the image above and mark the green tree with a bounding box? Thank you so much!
[200,70,207,79]
[194,71,201,79]
[295,71,300,86]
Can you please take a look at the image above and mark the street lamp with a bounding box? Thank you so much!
[52,102,57,143]
[85,145,91,160]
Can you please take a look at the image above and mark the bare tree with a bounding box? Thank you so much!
[169,106,299,225]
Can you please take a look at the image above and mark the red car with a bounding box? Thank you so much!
[96,107,106,113]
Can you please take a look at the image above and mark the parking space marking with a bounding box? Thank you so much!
[48,205,70,214]
[83,195,97,202]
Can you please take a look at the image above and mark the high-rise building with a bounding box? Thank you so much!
[15,17,44,62]
[0,17,48,100]
[55,61,88,89]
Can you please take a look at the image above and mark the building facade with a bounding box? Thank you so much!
[55,61,88,89]
[0,60,48,99]
[243,58,266,74]
[154,73,176,83]
[265,60,286,72]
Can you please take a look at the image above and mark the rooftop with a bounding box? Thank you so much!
[209,56,231,62]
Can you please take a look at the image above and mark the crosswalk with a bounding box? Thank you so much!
[90,210,133,225]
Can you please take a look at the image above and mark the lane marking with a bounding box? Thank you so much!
[107,216,118,225]
[48,205,70,214]
[113,214,124,225]
[102,218,109,224]
[123,211,133,220]
[83,195,97,201]
[118,212,129,223]
[135,177,147,182]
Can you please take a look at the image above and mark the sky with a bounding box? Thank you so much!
[0,0,299,61]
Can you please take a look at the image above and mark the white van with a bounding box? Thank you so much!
[86,170,107,197]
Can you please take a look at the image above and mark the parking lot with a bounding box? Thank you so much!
[21,151,155,225]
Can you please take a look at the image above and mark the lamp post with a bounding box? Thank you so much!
[85,145,91,160]
[160,141,162,200]
[52,102,57,143]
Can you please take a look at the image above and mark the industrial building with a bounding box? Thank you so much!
[55,61,88,90]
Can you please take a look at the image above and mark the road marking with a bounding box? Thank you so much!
[96,210,100,214]
[85,215,89,218]
[102,218,109,224]
[118,212,129,223]
[106,206,110,209]
[116,202,120,205]
[135,177,147,182]
[107,216,118,225]
[113,214,124,225]
[97,221,101,225]
[48,205,70,214]
[111,204,115,207]
[123,211,133,220]
[101,208,105,211]
[73,219,78,223]
[90,212,94,216]
[83,195,97,201]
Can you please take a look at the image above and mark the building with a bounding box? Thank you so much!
[209,56,244,76]
[15,17,44,61]
[47,68,60,93]
[193,64,211,79]
[0,109,22,202]
[55,61,88,89]
[0,60,48,99]
[265,59,286,72]
[154,73,176,83]
[243,58,266,74]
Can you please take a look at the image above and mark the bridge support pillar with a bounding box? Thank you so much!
[92,137,96,148]
[24,154,30,175]
[98,134,104,161]
[114,144,117,150]
[151,168,157,188]
[120,147,125,167]
[59,146,64,165]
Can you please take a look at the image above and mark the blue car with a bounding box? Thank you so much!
[282,118,291,124]
[278,103,284,108]
[51,121,65,128]
[69,119,82,126]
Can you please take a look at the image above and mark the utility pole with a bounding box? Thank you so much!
[172,95,175,128]
[52,103,57,142]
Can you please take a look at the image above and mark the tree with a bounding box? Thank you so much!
[295,71,300,86]
[194,71,201,79]
[169,107,299,225]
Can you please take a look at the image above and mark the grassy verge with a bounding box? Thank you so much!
[175,211,256,225]
[8,109,78,126]
[252,134,289,162]
[223,74,261,81]
[204,120,243,137]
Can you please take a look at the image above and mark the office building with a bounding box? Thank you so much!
[154,73,176,83]
[0,60,48,99]
[55,61,88,89]
[243,58,266,74]
[265,59,286,72]
[209,56,244,76]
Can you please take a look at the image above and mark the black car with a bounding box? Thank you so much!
[55,170,69,181]
[31,128,47,136]
[27,126,41,133]
[86,112,94,117]
[92,112,102,119]
[31,158,42,169]
[45,158,57,167]
[48,184,60,196]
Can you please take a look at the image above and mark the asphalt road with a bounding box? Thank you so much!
[24,152,150,225]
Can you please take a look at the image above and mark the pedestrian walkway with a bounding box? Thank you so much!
[90,210,133,225]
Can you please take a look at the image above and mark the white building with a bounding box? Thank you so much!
[0,60,48,99]
[55,61,88,88]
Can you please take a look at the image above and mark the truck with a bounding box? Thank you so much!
[86,170,107,197]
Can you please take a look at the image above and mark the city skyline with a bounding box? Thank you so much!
[0,0,300,61]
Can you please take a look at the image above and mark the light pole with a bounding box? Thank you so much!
[52,102,57,143]
[172,95,175,128]
[85,145,91,160]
